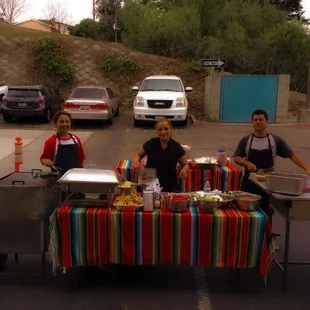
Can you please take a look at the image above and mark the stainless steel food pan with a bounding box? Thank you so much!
[266,172,307,196]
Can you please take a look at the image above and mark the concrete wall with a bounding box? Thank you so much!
[0,37,109,88]
[204,71,232,121]
[275,74,291,123]
[204,72,291,123]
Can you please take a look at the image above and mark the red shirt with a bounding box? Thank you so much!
[40,134,86,163]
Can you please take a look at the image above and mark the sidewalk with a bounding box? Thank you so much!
[0,129,93,178]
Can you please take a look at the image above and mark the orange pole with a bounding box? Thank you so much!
[14,137,23,172]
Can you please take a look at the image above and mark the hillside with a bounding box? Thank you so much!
[0,22,207,119]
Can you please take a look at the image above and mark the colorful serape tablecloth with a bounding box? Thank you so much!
[49,202,272,277]
[115,160,244,192]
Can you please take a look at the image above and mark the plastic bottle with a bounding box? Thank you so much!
[216,148,227,166]
[204,181,211,193]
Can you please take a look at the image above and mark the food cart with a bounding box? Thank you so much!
[249,172,310,291]
[49,160,275,287]
[0,169,61,279]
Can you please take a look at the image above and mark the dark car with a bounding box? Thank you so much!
[1,84,64,123]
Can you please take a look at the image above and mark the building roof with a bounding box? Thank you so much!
[14,19,56,30]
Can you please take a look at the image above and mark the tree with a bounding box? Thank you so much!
[42,1,71,33]
[96,0,122,19]
[0,0,25,23]
[96,0,123,41]
[69,18,108,41]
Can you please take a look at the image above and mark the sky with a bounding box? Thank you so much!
[15,0,310,25]
[16,0,94,25]
[303,0,310,19]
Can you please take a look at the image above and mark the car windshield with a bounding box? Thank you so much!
[70,88,106,98]
[140,79,183,92]
[8,89,40,97]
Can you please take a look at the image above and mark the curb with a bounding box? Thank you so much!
[189,114,197,124]
[189,114,310,127]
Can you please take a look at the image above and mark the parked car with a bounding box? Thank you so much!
[1,84,64,123]
[64,86,120,124]
[0,84,8,112]
[132,75,193,127]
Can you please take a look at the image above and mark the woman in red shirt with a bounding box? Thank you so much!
[40,111,86,174]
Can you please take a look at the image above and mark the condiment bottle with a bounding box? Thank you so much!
[204,181,211,193]
[216,149,227,166]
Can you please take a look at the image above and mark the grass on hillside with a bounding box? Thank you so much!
[0,22,125,50]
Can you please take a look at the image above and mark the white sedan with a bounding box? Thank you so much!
[64,86,120,124]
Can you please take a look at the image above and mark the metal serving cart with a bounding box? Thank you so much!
[249,174,310,291]
[0,169,61,279]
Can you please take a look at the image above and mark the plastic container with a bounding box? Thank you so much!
[204,181,211,193]
[306,176,310,190]
[216,149,227,166]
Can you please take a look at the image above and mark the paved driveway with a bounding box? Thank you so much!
[0,114,310,309]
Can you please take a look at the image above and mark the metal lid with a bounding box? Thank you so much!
[57,168,119,185]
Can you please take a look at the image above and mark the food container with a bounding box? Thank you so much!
[167,194,190,213]
[58,168,119,193]
[217,193,235,208]
[197,198,219,213]
[234,193,262,212]
[266,172,307,195]
[138,168,157,179]
[143,190,154,212]
[113,193,144,212]
[117,181,137,195]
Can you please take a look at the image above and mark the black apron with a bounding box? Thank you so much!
[54,133,81,175]
[145,139,179,192]
[240,134,273,214]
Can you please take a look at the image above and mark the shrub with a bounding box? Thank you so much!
[32,37,75,89]
[100,54,140,75]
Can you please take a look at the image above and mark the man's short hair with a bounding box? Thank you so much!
[252,109,268,121]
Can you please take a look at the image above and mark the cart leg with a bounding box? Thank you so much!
[42,253,46,285]
[14,253,19,263]
[283,207,291,292]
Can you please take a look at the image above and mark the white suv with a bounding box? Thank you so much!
[132,75,193,126]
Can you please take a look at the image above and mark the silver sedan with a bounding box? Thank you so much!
[64,86,120,124]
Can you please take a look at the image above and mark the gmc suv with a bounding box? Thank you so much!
[132,75,193,126]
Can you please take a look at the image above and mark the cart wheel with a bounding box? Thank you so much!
[0,253,8,268]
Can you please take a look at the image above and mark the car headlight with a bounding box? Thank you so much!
[134,96,145,107]
[176,97,186,107]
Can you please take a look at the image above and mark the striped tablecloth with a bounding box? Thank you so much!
[49,203,273,277]
[115,160,244,192]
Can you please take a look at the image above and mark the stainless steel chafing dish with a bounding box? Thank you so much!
[58,168,119,194]
[58,168,120,208]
